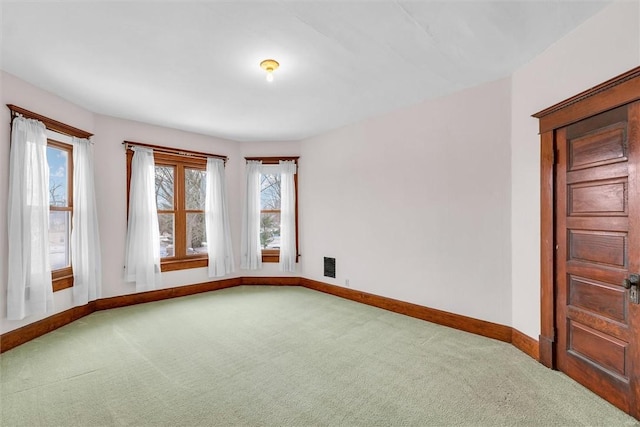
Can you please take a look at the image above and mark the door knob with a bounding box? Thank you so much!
[623,273,640,304]
[623,273,640,289]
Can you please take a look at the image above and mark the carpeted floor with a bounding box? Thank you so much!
[1,285,638,426]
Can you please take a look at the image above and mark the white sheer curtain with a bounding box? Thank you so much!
[205,158,235,277]
[279,160,297,272]
[124,147,162,291]
[71,137,102,306]
[240,160,262,270]
[7,117,53,320]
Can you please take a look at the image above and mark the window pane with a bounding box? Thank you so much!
[47,146,69,207]
[158,213,174,258]
[186,213,207,255]
[260,174,281,210]
[185,168,206,210]
[155,166,174,210]
[49,211,71,270]
[260,212,281,249]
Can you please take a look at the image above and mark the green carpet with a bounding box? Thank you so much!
[1,285,638,426]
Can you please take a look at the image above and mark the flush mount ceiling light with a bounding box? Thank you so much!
[260,59,279,82]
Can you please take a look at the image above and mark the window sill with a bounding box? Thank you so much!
[262,250,279,263]
[161,257,208,272]
[261,251,300,264]
[52,273,73,292]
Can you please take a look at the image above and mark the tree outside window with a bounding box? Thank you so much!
[260,173,281,249]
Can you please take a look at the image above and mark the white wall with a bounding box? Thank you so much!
[300,77,513,325]
[0,71,96,333]
[510,0,640,339]
[91,115,242,299]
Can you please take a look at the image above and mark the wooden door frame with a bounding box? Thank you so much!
[533,66,640,368]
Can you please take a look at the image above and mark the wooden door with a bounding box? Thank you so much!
[555,103,640,417]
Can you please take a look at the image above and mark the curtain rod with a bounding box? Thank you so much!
[123,140,228,162]
[245,156,299,164]
[7,104,93,139]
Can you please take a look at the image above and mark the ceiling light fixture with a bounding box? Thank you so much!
[260,59,279,82]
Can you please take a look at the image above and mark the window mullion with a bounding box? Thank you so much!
[175,163,186,259]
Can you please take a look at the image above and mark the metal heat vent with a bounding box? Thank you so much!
[324,257,336,278]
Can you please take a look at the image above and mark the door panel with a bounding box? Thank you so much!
[556,103,639,416]
[569,276,627,323]
[568,123,627,170]
[568,180,626,215]
[568,230,626,267]
[569,321,628,377]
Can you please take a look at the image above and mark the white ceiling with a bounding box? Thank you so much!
[1,1,609,142]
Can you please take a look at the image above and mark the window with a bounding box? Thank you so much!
[47,139,74,291]
[126,144,222,272]
[247,157,299,263]
[260,171,281,251]
[8,104,94,295]
[155,157,207,262]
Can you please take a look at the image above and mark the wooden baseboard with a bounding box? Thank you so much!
[301,278,513,343]
[0,303,95,353]
[538,334,555,368]
[2,276,540,363]
[240,276,301,286]
[95,277,241,311]
[512,328,540,361]
[1,278,241,353]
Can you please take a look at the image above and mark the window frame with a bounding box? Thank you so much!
[246,156,299,263]
[126,147,214,272]
[48,139,74,292]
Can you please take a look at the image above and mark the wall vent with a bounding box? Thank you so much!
[324,257,336,278]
